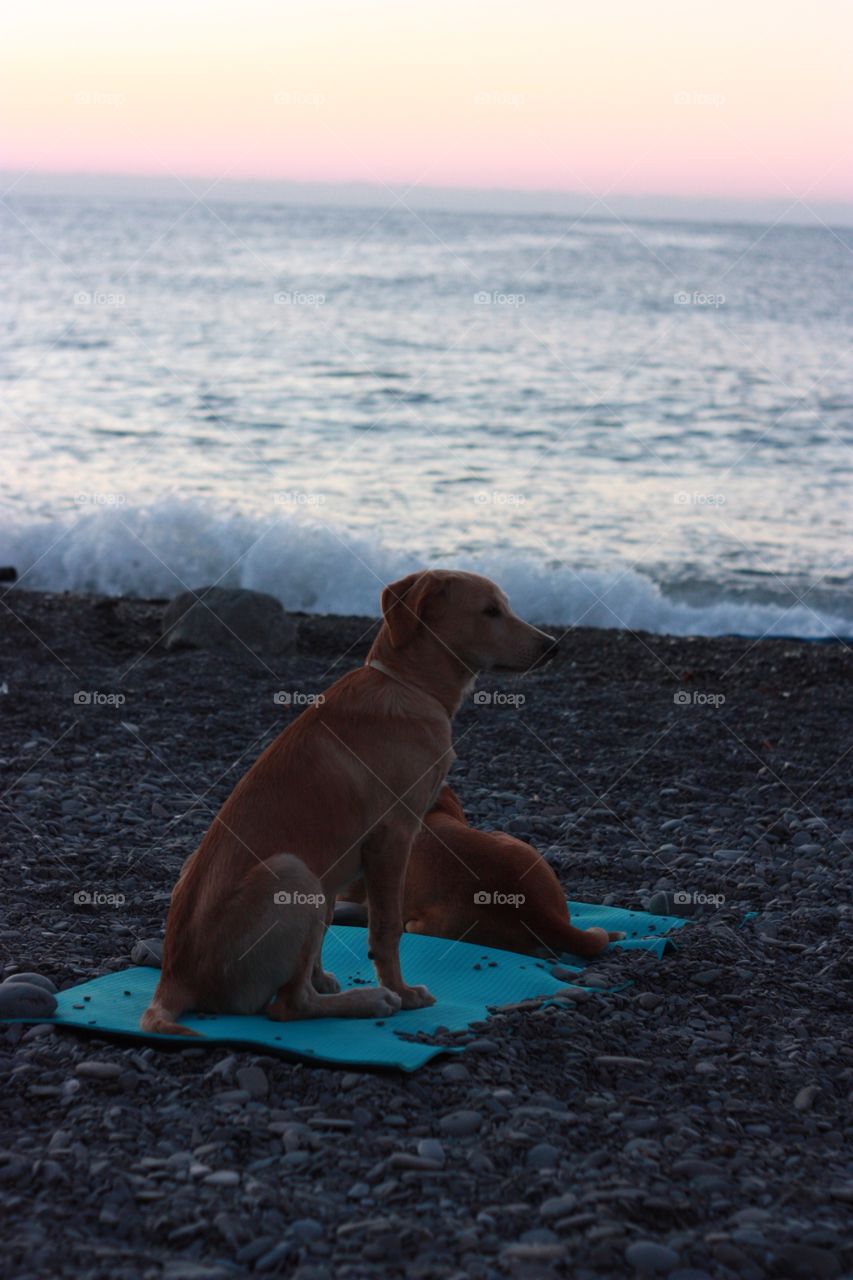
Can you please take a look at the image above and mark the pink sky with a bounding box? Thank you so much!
[1,0,850,202]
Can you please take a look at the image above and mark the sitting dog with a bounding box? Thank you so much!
[339,785,620,958]
[141,570,556,1034]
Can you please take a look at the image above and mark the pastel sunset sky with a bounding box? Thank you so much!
[1,0,850,202]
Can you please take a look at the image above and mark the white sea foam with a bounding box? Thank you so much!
[2,500,849,639]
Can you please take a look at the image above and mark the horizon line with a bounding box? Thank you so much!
[3,169,853,230]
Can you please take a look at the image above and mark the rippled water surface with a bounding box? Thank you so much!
[2,195,851,635]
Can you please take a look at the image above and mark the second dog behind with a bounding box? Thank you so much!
[340,785,622,958]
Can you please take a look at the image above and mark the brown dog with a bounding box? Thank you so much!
[341,786,619,958]
[141,570,556,1034]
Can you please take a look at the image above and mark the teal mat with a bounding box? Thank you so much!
[3,901,686,1071]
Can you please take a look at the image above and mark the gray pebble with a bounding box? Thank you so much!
[236,1065,269,1098]
[131,937,163,967]
[203,1170,240,1187]
[292,1218,324,1243]
[75,1061,122,1080]
[526,1143,560,1169]
[539,1192,577,1218]
[3,972,57,994]
[625,1240,681,1274]
[417,1138,445,1165]
[439,1110,483,1137]
[0,982,57,1019]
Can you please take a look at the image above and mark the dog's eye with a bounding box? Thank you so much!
[483,604,502,617]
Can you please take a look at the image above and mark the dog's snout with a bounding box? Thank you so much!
[541,633,558,655]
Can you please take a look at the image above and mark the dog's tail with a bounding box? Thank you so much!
[534,913,625,959]
[140,984,201,1038]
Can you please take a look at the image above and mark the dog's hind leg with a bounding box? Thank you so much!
[243,855,400,1021]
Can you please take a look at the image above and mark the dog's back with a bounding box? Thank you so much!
[403,787,611,958]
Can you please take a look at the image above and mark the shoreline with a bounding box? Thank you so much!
[1,588,851,1277]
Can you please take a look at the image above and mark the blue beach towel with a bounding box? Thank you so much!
[2,901,686,1071]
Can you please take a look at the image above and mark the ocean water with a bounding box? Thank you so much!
[2,194,851,637]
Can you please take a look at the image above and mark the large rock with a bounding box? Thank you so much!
[161,587,297,659]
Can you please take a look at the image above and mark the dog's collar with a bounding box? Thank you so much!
[367,659,449,717]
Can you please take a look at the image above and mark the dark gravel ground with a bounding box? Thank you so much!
[1,589,851,1280]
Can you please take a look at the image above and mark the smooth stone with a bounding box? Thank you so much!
[625,1240,681,1274]
[203,1170,240,1187]
[417,1138,445,1166]
[519,1228,559,1246]
[0,983,57,1018]
[793,1085,820,1111]
[439,1110,483,1137]
[2,972,57,994]
[291,1218,324,1243]
[236,1065,269,1098]
[161,586,297,658]
[770,1244,840,1278]
[76,1061,122,1080]
[441,1063,469,1082]
[540,1193,577,1218]
[526,1143,560,1169]
[131,938,163,967]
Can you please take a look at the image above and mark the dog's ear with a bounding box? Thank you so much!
[381,570,444,648]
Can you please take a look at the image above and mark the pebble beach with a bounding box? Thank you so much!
[1,588,851,1280]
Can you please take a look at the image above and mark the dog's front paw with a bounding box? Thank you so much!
[396,983,436,1010]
